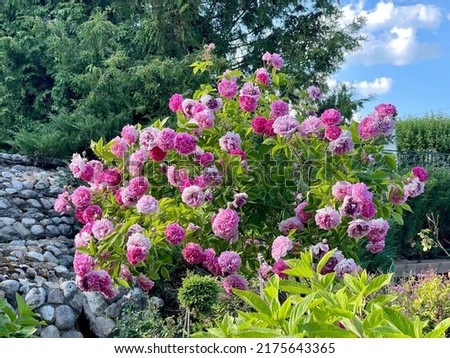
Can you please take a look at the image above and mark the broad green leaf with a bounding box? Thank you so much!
[365,274,393,295]
[279,280,311,295]
[233,289,272,317]
[391,211,404,226]
[316,249,336,275]
[424,317,450,338]
[383,307,416,337]
[299,322,358,338]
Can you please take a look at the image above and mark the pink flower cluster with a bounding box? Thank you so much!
[271,236,293,260]
[262,51,284,69]
[126,233,150,265]
[165,223,185,245]
[358,104,397,140]
[251,116,276,137]
[211,208,240,243]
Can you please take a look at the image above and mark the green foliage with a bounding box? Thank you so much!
[112,300,182,338]
[178,274,220,316]
[193,250,450,338]
[0,293,45,338]
[388,269,450,336]
[1,0,363,158]
[396,113,450,153]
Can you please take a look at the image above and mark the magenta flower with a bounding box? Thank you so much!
[139,127,160,151]
[165,223,186,245]
[259,262,272,281]
[74,232,92,248]
[200,94,223,111]
[120,265,133,282]
[203,248,222,276]
[174,132,197,155]
[181,99,197,118]
[278,217,303,234]
[294,202,312,223]
[198,152,214,167]
[240,82,261,100]
[179,178,194,193]
[325,125,342,141]
[366,240,385,254]
[193,175,209,189]
[320,251,345,275]
[69,153,86,179]
[92,219,114,240]
[239,96,258,112]
[273,115,299,137]
[71,186,92,208]
[232,193,248,208]
[334,258,357,278]
[85,270,118,299]
[328,130,354,155]
[127,223,144,235]
[256,67,270,86]
[347,219,371,240]
[136,195,159,214]
[320,109,342,126]
[167,165,189,187]
[121,125,138,146]
[54,192,72,214]
[251,116,268,134]
[339,196,362,218]
[262,52,283,69]
[358,115,378,140]
[374,103,397,117]
[194,109,215,129]
[181,185,205,208]
[109,137,127,158]
[218,78,238,99]
[169,93,184,112]
[219,132,241,153]
[388,185,408,205]
[82,204,102,223]
[307,86,323,100]
[315,207,341,230]
[368,218,389,242]
[99,168,122,187]
[273,260,290,279]
[148,146,167,161]
[137,273,155,291]
[218,251,242,274]
[182,242,205,265]
[351,183,373,204]
[79,164,94,182]
[264,119,275,137]
[270,100,289,119]
[332,181,352,201]
[126,233,150,265]
[299,115,325,137]
[73,252,93,277]
[211,208,240,243]
[221,274,248,295]
[412,166,428,182]
[156,128,176,152]
[128,176,149,198]
[271,236,293,260]
[121,187,139,207]
[361,201,377,219]
[403,177,425,198]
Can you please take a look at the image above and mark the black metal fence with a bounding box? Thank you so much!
[383,150,450,170]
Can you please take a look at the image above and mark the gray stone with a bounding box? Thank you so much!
[62,330,83,338]
[13,268,26,278]
[43,251,59,264]
[60,216,74,225]
[94,317,116,337]
[26,267,37,279]
[51,217,62,225]
[46,245,62,256]
[10,250,24,259]
[28,212,45,221]
[40,325,61,338]
[11,180,23,191]
[43,281,61,290]
[30,224,45,236]
[55,305,76,330]
[4,188,17,195]
[105,297,126,319]
[61,281,78,299]
[25,287,46,309]
[26,198,42,208]
[34,276,46,285]
[69,294,84,315]
[47,288,65,304]
[59,255,73,267]
[26,251,44,262]
[22,181,34,190]
[125,288,148,309]
[21,218,36,226]
[35,180,49,190]
[149,296,164,309]
[12,222,31,238]
[54,265,69,275]
[1,171,14,178]
[46,225,60,236]
[8,239,25,246]
[0,226,17,237]
[48,186,62,195]
[19,190,38,199]
[0,290,5,299]
[40,219,53,226]
[0,190,6,197]
[19,282,36,295]
[83,292,108,316]
[0,217,15,226]
[1,280,20,296]
[39,305,56,324]
[40,198,53,210]
[0,198,9,209]
[58,224,72,236]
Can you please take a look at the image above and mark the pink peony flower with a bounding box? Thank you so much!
[139,127,160,151]
[218,78,238,99]
[82,205,102,223]
[320,109,342,126]
[126,233,150,265]
[273,115,299,137]
[278,217,303,234]
[181,185,205,208]
[221,274,248,295]
[179,178,195,193]
[325,125,342,141]
[259,262,272,281]
[74,232,92,248]
[320,251,345,275]
[232,192,248,208]
[334,258,357,278]
[200,94,223,111]
[127,223,144,236]
[230,148,246,161]
[403,177,425,198]
[374,103,397,117]
[256,67,270,86]
[312,242,329,259]
[388,185,408,205]
[165,223,186,245]
[262,52,283,69]
[332,181,353,201]
[128,176,149,198]
[174,132,197,155]
[361,201,377,219]
[273,260,290,278]
[73,252,94,277]
[181,99,197,118]
[270,100,289,119]
[167,165,189,187]
[358,115,378,140]
[212,208,240,243]
[71,186,92,208]
[79,222,94,235]
[99,168,122,187]
[271,236,293,260]
[203,248,222,276]
[110,136,127,158]
[121,125,138,146]
[264,119,275,137]
[347,219,371,240]
[219,132,241,153]
[307,86,323,100]
[69,153,86,178]
[156,128,176,152]
[251,116,268,134]
[339,196,362,218]
[86,160,103,183]
[194,109,215,129]
[239,96,258,112]
[169,93,184,112]
[299,115,325,137]
[412,166,428,182]
[193,175,209,189]
[198,152,214,167]
[79,164,94,182]
[54,192,72,214]
[368,218,389,242]
[366,240,385,254]
[137,273,155,291]
[294,202,312,223]
[182,242,205,265]
[120,264,133,282]
[218,251,241,274]
[92,219,114,240]
[351,182,373,204]
[328,130,354,155]
[315,207,341,230]
[136,195,159,214]
[148,146,167,161]
[239,82,261,100]
[85,270,118,298]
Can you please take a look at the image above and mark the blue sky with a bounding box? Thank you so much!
[332,0,450,119]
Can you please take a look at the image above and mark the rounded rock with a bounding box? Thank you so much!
[25,287,47,309]
[43,251,59,264]
[61,281,78,299]
[47,288,65,304]
[26,251,45,262]
[61,330,83,338]
[1,280,20,296]
[30,225,45,236]
[54,305,77,330]
[39,305,56,324]
[40,325,61,338]
[21,218,36,226]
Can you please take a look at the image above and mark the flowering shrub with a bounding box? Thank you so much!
[55,49,427,297]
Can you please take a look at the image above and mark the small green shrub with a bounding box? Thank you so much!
[178,274,220,316]
[0,293,44,338]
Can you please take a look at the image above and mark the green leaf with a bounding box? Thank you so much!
[233,289,272,317]
[383,307,416,337]
[365,274,393,295]
[316,249,336,275]
[299,322,358,338]
[391,211,404,225]
[279,280,311,295]
[424,318,450,338]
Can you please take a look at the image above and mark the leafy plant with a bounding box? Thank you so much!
[0,293,45,338]
[178,274,220,316]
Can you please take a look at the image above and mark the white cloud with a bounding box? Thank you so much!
[341,1,443,66]
[353,77,393,96]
